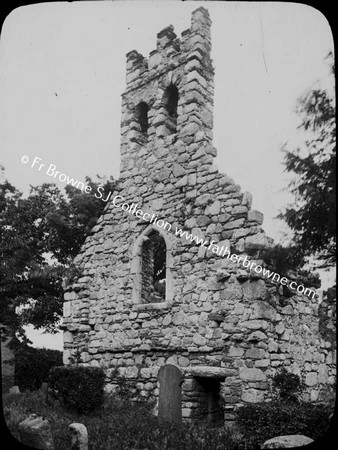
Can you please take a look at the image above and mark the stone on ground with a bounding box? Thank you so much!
[9,385,20,394]
[18,414,54,449]
[261,435,314,449]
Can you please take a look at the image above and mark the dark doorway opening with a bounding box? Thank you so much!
[194,377,224,424]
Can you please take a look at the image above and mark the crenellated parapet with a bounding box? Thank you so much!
[120,7,215,180]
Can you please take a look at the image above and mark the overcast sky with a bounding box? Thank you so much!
[0,1,334,349]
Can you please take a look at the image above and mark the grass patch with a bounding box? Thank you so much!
[3,390,240,450]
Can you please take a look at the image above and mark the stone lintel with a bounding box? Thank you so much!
[183,366,237,378]
[132,301,171,311]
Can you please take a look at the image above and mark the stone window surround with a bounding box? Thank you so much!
[131,224,175,310]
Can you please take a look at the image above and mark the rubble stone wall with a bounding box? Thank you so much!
[62,7,335,422]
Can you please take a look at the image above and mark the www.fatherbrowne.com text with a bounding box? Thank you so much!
[109,195,317,300]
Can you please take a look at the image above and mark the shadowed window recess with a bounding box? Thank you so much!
[141,230,166,302]
[163,84,178,134]
[137,101,149,134]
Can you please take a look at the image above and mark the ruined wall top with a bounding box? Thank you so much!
[124,7,213,91]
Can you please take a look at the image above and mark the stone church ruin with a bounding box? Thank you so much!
[62,8,335,424]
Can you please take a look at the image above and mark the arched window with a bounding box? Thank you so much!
[132,226,174,306]
[141,230,166,302]
[137,101,149,134]
[163,85,179,134]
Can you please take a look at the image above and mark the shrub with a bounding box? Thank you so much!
[236,401,332,449]
[48,366,105,414]
[109,369,143,402]
[14,345,63,391]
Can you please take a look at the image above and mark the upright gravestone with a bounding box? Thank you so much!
[157,364,182,424]
[69,423,88,450]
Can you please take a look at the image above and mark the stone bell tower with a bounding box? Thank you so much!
[119,7,216,180]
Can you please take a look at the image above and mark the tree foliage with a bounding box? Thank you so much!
[279,53,335,267]
[0,170,115,341]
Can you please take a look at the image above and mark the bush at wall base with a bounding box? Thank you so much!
[236,401,332,448]
[48,366,105,414]
[15,346,63,392]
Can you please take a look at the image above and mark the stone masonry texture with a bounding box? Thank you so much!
[62,8,336,423]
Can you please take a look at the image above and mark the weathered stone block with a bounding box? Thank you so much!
[125,366,139,378]
[63,331,73,344]
[254,359,270,368]
[247,210,264,224]
[245,348,267,360]
[193,334,207,346]
[222,218,245,230]
[181,122,200,136]
[276,323,285,335]
[247,331,267,341]
[239,368,266,382]
[241,388,264,403]
[195,193,215,206]
[18,414,54,450]
[172,311,186,325]
[305,372,318,386]
[245,233,269,249]
[205,200,220,215]
[185,366,237,378]
[9,385,20,394]
[241,320,269,330]
[250,300,276,321]
[228,347,244,357]
[261,435,313,449]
